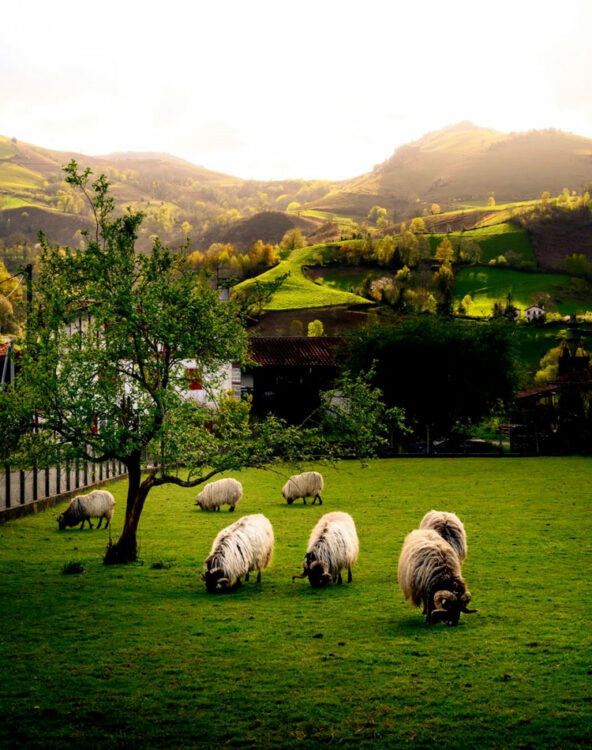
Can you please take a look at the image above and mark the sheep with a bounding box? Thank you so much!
[195,478,242,512]
[202,514,274,593]
[57,490,116,530]
[420,509,467,562]
[282,471,323,505]
[398,528,476,626]
[292,511,358,587]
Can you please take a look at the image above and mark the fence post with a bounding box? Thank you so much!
[20,470,25,505]
[75,461,79,489]
[33,464,38,502]
[99,462,103,481]
[84,461,88,487]
[66,462,70,492]
[56,465,61,495]
[5,465,10,509]
[45,467,50,498]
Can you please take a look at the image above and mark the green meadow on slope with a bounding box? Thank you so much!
[0,458,590,748]
[235,244,369,310]
[455,267,590,316]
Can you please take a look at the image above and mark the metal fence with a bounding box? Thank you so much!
[0,460,127,516]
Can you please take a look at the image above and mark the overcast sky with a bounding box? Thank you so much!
[2,1,592,181]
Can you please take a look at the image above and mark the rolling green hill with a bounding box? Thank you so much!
[235,244,369,310]
[455,267,592,316]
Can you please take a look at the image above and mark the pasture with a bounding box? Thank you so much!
[0,458,590,749]
[235,244,368,310]
[455,267,591,316]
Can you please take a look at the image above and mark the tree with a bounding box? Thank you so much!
[278,228,306,258]
[430,203,441,215]
[3,162,252,564]
[488,194,496,207]
[307,320,324,337]
[435,237,454,263]
[343,317,518,444]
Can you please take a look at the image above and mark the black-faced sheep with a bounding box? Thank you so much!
[420,509,467,562]
[398,528,476,626]
[202,514,274,593]
[292,511,358,587]
[196,478,242,512]
[282,471,323,505]
[58,490,116,530]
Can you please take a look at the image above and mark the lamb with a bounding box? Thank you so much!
[57,490,116,530]
[398,528,476,626]
[195,478,242,512]
[420,509,467,562]
[282,471,323,505]
[202,514,274,593]
[292,511,358,587]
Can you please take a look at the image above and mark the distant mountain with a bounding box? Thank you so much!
[309,122,592,218]
[0,135,333,251]
[1,124,592,254]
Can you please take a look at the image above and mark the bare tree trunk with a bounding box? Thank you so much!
[104,456,155,565]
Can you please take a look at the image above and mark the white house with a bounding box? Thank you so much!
[524,304,545,322]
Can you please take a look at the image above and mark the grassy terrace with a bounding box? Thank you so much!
[455,267,591,316]
[0,458,590,748]
[429,222,535,264]
[235,244,369,310]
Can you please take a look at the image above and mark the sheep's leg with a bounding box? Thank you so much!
[337,572,343,585]
[229,505,235,512]
[348,567,352,583]
[87,518,94,529]
[104,518,110,528]
[96,517,103,529]
[256,571,261,583]
[302,497,307,504]
[245,572,250,582]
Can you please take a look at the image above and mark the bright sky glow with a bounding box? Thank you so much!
[2,0,592,180]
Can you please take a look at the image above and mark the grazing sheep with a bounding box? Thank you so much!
[202,514,274,593]
[398,528,476,626]
[195,478,242,512]
[58,490,116,530]
[282,471,323,505]
[420,509,467,562]
[292,511,358,587]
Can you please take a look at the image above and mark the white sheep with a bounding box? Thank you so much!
[202,514,274,592]
[398,528,476,625]
[196,478,242,512]
[57,490,116,530]
[292,511,358,587]
[419,509,467,562]
[282,471,324,505]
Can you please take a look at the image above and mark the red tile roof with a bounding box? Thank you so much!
[248,337,344,367]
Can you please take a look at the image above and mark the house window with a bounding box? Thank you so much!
[186,368,202,390]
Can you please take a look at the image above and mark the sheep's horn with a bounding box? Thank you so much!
[461,591,477,613]
[433,590,457,610]
[292,571,308,582]
[217,578,230,586]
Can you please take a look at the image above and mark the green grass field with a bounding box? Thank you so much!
[455,267,591,316]
[235,244,369,310]
[1,458,590,748]
[429,223,535,264]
